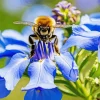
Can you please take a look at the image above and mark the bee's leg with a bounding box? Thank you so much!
[50,35,60,54]
[29,34,37,57]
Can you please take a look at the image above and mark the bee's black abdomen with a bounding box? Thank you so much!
[29,34,37,57]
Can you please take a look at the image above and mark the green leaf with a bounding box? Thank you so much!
[92,63,100,77]
[58,86,77,96]
[79,52,94,72]
[97,93,100,98]
[55,78,84,98]
[89,65,97,77]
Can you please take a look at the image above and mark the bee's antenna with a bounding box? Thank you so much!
[13,21,37,26]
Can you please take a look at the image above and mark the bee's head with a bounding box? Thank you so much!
[33,16,56,36]
[38,25,50,35]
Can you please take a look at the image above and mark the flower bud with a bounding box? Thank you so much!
[52,0,81,25]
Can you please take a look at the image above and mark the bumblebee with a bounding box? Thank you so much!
[14,16,71,57]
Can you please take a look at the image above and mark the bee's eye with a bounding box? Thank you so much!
[38,26,42,31]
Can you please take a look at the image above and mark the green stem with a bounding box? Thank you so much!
[85,95,93,100]
[75,79,92,99]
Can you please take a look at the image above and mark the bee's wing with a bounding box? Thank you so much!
[53,24,73,28]
[13,21,37,26]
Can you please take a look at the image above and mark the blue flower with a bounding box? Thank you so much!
[61,14,100,60]
[0,29,78,99]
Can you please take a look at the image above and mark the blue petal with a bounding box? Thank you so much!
[22,59,56,91]
[54,28,64,49]
[61,25,100,51]
[0,77,10,98]
[1,30,28,46]
[36,41,44,60]
[72,25,100,37]
[54,52,79,82]
[90,13,100,20]
[61,34,98,52]
[80,15,91,24]
[30,41,49,62]
[48,42,54,60]
[81,14,100,25]
[0,44,30,58]
[43,42,48,58]
[84,24,100,32]
[0,53,30,90]
[24,87,62,100]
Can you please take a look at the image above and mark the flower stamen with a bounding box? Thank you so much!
[36,90,41,93]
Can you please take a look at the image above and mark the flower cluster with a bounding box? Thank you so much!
[0,29,78,100]
[52,0,81,25]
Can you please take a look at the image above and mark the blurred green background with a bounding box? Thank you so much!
[0,0,100,100]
